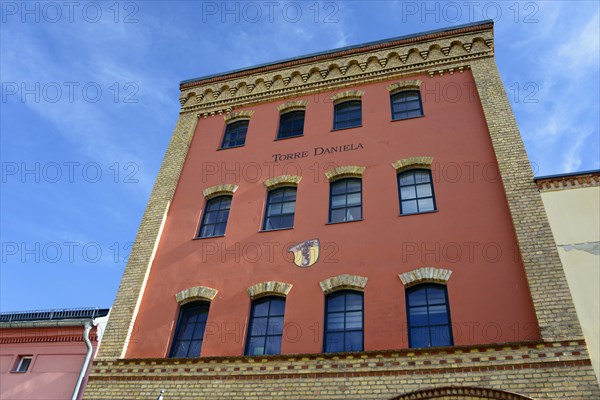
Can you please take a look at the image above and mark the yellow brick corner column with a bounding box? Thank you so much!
[470,57,582,342]
[95,111,199,359]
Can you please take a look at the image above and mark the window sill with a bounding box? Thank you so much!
[275,134,304,141]
[399,210,438,217]
[10,371,27,374]
[331,125,362,132]
[193,235,225,240]
[259,227,294,233]
[217,144,245,151]
[326,218,364,225]
[391,114,425,122]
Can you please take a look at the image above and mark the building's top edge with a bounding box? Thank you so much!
[0,307,110,323]
[180,20,493,88]
[534,169,600,181]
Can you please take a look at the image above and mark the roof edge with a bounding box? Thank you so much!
[534,169,600,181]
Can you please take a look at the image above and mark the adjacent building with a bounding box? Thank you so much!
[536,170,600,382]
[83,21,600,399]
[0,308,109,400]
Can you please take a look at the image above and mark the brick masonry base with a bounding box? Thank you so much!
[83,340,600,399]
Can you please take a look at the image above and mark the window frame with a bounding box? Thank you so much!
[220,120,249,149]
[405,283,454,349]
[276,110,305,140]
[262,186,297,231]
[397,169,437,215]
[197,195,232,238]
[328,178,363,224]
[323,290,364,353]
[169,301,211,358]
[390,90,424,121]
[13,356,32,373]
[245,296,286,356]
[333,100,362,130]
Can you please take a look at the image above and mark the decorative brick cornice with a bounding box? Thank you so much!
[247,281,293,299]
[325,166,366,182]
[391,387,534,400]
[263,175,302,190]
[202,184,238,200]
[392,156,434,173]
[330,89,365,104]
[535,171,600,192]
[0,335,98,344]
[224,110,254,123]
[398,267,453,287]
[179,25,494,117]
[277,100,308,114]
[387,79,422,94]
[319,274,368,294]
[175,286,218,305]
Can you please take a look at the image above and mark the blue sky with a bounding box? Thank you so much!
[1,1,599,312]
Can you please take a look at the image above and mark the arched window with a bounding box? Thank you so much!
[277,110,305,139]
[333,100,362,130]
[391,90,423,120]
[406,283,453,348]
[263,187,296,230]
[221,120,249,148]
[324,290,363,353]
[169,301,210,358]
[329,178,362,223]
[198,195,231,238]
[398,169,436,215]
[245,296,286,356]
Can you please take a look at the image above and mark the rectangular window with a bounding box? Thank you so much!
[391,91,423,121]
[406,284,453,348]
[333,100,362,130]
[14,356,32,372]
[277,111,305,139]
[221,120,249,149]
[170,302,210,358]
[324,291,363,353]
[245,297,286,356]
[198,196,232,238]
[263,187,296,230]
[329,178,362,223]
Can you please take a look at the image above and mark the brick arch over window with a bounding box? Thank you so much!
[247,281,293,299]
[391,156,434,173]
[325,166,366,182]
[386,79,422,94]
[330,89,364,104]
[263,175,302,190]
[277,100,308,114]
[389,386,534,400]
[398,267,453,288]
[223,109,254,123]
[175,286,219,305]
[320,274,368,294]
[202,184,239,200]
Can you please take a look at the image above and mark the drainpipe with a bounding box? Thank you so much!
[71,320,93,400]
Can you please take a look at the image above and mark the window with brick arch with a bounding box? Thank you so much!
[324,290,364,353]
[245,296,286,356]
[221,120,249,148]
[170,301,210,358]
[406,283,453,348]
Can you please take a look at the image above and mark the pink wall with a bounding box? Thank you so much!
[0,326,98,400]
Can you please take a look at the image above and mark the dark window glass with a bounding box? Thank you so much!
[245,296,285,356]
[277,110,305,139]
[406,284,453,348]
[333,100,362,129]
[324,291,363,353]
[398,169,436,215]
[329,178,362,223]
[170,302,210,358]
[15,356,32,372]
[263,187,296,230]
[198,196,231,238]
[391,90,423,120]
[221,120,249,148]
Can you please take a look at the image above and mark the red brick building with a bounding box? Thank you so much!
[84,21,600,399]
